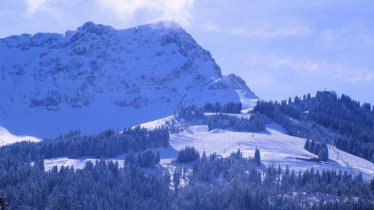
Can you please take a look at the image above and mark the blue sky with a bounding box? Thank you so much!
[1,0,373,104]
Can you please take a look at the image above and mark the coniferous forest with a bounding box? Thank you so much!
[254,91,374,163]
[0,101,373,209]
[176,105,266,132]
[0,146,373,209]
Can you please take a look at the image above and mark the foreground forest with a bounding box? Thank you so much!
[0,101,374,210]
[0,147,373,209]
[0,105,374,209]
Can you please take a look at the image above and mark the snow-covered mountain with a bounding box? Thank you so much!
[0,21,257,137]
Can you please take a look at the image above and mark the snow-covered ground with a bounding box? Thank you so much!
[139,115,174,130]
[44,157,125,171]
[167,124,374,180]
[0,126,41,146]
[43,121,374,181]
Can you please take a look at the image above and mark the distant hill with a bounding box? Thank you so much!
[255,91,374,163]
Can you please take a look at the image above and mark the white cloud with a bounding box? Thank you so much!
[24,0,47,14]
[319,24,374,50]
[246,55,374,83]
[204,22,311,39]
[97,0,194,25]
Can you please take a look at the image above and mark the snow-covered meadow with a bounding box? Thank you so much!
[43,116,374,181]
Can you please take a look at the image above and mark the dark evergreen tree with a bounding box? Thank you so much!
[173,167,181,195]
[318,146,329,161]
[304,139,310,151]
[255,147,261,166]
[0,195,7,210]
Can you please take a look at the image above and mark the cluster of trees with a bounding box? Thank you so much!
[0,126,169,161]
[176,106,266,132]
[202,102,242,114]
[0,158,170,210]
[205,113,265,132]
[177,146,200,163]
[125,150,161,167]
[304,140,329,161]
[254,100,335,144]
[176,105,205,122]
[0,146,373,209]
[179,151,374,209]
[254,91,374,163]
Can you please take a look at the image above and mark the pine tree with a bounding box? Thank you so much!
[156,151,160,164]
[309,140,315,152]
[318,146,329,161]
[0,195,7,210]
[201,151,207,162]
[304,139,310,150]
[255,147,261,166]
[173,168,181,195]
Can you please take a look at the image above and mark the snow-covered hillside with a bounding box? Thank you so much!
[167,124,374,180]
[0,21,257,137]
[45,116,374,181]
[0,126,41,146]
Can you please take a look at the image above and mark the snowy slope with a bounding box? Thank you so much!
[0,126,41,146]
[166,124,374,180]
[223,74,258,111]
[0,21,257,138]
[139,115,174,130]
[135,115,374,180]
[43,157,125,171]
[45,116,374,181]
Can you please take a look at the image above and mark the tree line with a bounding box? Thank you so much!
[176,105,265,132]
[0,145,373,209]
[202,102,242,114]
[0,126,169,161]
[254,91,374,163]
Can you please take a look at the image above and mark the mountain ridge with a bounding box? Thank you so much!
[0,21,257,137]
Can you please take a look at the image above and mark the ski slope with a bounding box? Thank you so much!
[44,119,374,181]
[167,124,374,180]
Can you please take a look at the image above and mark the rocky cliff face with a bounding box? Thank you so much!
[0,21,257,137]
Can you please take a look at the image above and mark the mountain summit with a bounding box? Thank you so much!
[0,21,257,137]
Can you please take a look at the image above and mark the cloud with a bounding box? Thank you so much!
[97,0,194,25]
[319,24,374,50]
[204,22,311,39]
[246,55,374,83]
[24,0,47,14]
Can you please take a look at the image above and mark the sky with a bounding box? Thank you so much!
[1,0,373,104]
